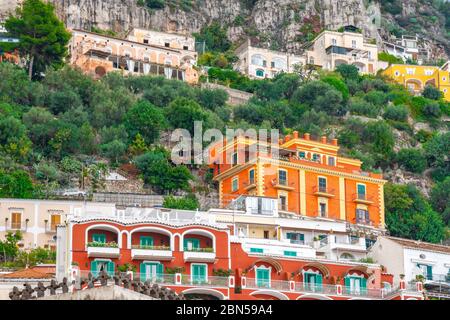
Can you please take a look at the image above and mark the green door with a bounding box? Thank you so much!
[91,260,114,277]
[256,268,270,288]
[140,236,154,248]
[184,238,200,251]
[140,262,163,282]
[192,264,207,284]
[92,233,106,243]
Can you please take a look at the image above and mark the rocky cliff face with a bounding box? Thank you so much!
[0,0,381,52]
[1,0,447,56]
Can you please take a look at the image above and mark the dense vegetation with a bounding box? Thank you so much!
[0,0,449,243]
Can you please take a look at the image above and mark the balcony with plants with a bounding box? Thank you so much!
[130,230,173,261]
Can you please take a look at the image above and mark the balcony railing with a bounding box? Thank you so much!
[244,278,386,298]
[354,218,374,226]
[183,247,214,253]
[45,225,58,233]
[312,186,335,197]
[7,223,26,231]
[353,193,374,204]
[131,245,170,251]
[183,248,216,262]
[181,275,229,287]
[271,178,294,190]
[87,241,119,248]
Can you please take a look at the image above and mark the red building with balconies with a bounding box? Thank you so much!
[57,216,424,300]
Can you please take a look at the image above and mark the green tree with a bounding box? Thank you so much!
[422,85,443,100]
[0,170,34,198]
[396,148,427,173]
[384,183,446,243]
[383,104,408,122]
[423,132,450,181]
[193,22,231,52]
[100,140,127,165]
[165,97,210,134]
[0,232,23,262]
[430,177,450,226]
[134,148,192,193]
[335,64,360,80]
[124,100,167,144]
[163,194,199,210]
[5,0,71,79]
[363,121,395,156]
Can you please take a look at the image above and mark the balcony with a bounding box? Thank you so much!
[243,180,256,191]
[131,245,173,261]
[352,193,374,204]
[6,222,27,232]
[271,178,295,191]
[45,225,58,234]
[313,186,335,198]
[354,218,374,226]
[183,248,216,262]
[243,278,387,299]
[181,275,229,288]
[87,242,120,258]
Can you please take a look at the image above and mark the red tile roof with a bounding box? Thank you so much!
[386,236,450,254]
[0,268,53,279]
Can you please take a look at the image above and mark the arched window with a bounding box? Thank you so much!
[251,54,265,67]
[340,253,355,260]
[272,57,286,70]
[256,69,265,77]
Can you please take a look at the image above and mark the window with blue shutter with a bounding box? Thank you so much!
[250,248,264,253]
[256,268,270,288]
[284,251,297,257]
[141,262,164,282]
[140,236,153,248]
[357,184,366,199]
[92,233,106,243]
[184,238,200,251]
[90,260,98,277]
[315,274,323,292]
[192,264,207,284]
[107,261,115,276]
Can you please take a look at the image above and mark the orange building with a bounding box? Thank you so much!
[210,132,386,230]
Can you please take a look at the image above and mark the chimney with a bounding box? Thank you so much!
[331,138,338,146]
[293,131,299,139]
[321,136,327,144]
[303,133,310,140]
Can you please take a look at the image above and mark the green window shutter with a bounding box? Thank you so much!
[157,263,164,275]
[426,266,433,280]
[344,276,350,288]
[107,261,114,276]
[361,277,367,294]
[93,234,106,243]
[357,184,366,196]
[140,263,145,277]
[299,234,305,241]
[316,274,323,290]
[140,236,153,247]
[91,261,98,277]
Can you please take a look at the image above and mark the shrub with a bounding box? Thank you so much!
[383,105,408,122]
[422,85,443,100]
[396,148,427,173]
[163,194,199,210]
[348,98,379,118]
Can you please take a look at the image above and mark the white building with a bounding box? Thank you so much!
[234,39,306,79]
[368,236,450,289]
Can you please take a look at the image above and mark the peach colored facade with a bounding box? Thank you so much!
[69,29,199,83]
[0,198,116,250]
[210,132,386,230]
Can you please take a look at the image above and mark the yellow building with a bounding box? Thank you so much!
[382,61,450,101]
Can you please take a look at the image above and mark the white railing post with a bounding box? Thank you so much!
[241,276,247,289]
[336,284,342,296]
[228,276,235,288]
[289,281,295,292]
[175,273,182,285]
